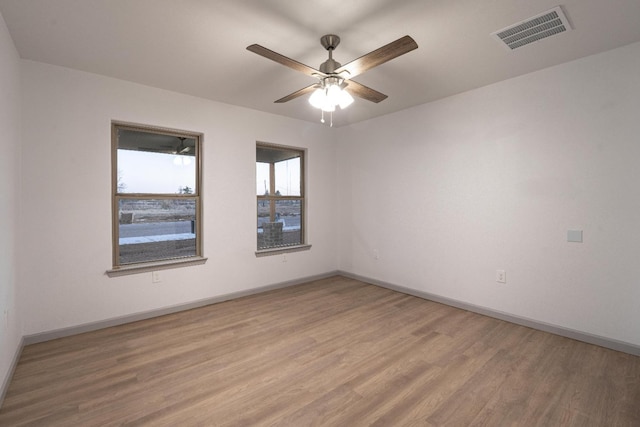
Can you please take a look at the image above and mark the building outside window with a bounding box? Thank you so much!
[256,143,306,252]
[109,122,204,274]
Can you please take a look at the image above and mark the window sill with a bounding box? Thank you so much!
[255,244,312,257]
[106,256,208,277]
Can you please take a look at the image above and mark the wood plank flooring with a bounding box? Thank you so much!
[1,276,639,426]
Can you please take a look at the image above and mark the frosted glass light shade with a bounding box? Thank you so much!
[327,84,342,102]
[338,90,354,109]
[308,88,325,109]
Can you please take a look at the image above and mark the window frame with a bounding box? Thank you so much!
[256,142,311,256]
[107,121,206,277]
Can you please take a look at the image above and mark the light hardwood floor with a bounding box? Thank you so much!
[1,276,639,426]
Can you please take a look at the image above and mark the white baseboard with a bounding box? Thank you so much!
[0,336,24,409]
[338,270,640,356]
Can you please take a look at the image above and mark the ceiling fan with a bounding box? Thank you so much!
[175,137,191,155]
[247,34,418,124]
[134,136,193,156]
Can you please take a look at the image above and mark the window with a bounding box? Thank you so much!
[256,143,309,254]
[108,122,205,275]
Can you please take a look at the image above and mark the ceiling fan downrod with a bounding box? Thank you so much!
[319,34,342,74]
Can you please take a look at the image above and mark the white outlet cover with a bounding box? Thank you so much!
[567,230,583,243]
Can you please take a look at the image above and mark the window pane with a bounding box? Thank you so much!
[118,198,196,264]
[275,157,300,196]
[257,198,271,227]
[257,199,301,249]
[256,162,270,196]
[256,143,305,253]
[117,129,196,194]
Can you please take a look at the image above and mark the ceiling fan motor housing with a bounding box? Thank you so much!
[320,59,341,74]
[319,34,341,74]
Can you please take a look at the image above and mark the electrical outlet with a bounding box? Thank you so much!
[373,249,380,260]
[496,270,506,283]
[152,271,161,283]
[282,254,287,263]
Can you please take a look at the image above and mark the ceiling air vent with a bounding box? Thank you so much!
[491,6,572,51]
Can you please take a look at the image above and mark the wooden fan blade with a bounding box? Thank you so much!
[275,84,317,103]
[346,80,388,103]
[247,44,325,78]
[335,35,418,78]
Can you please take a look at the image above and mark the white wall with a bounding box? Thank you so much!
[337,41,640,347]
[19,61,338,335]
[0,11,22,394]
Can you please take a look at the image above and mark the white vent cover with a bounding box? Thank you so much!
[491,6,572,50]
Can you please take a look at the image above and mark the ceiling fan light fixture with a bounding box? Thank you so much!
[308,77,352,113]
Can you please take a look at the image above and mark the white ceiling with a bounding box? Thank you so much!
[2,0,640,127]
